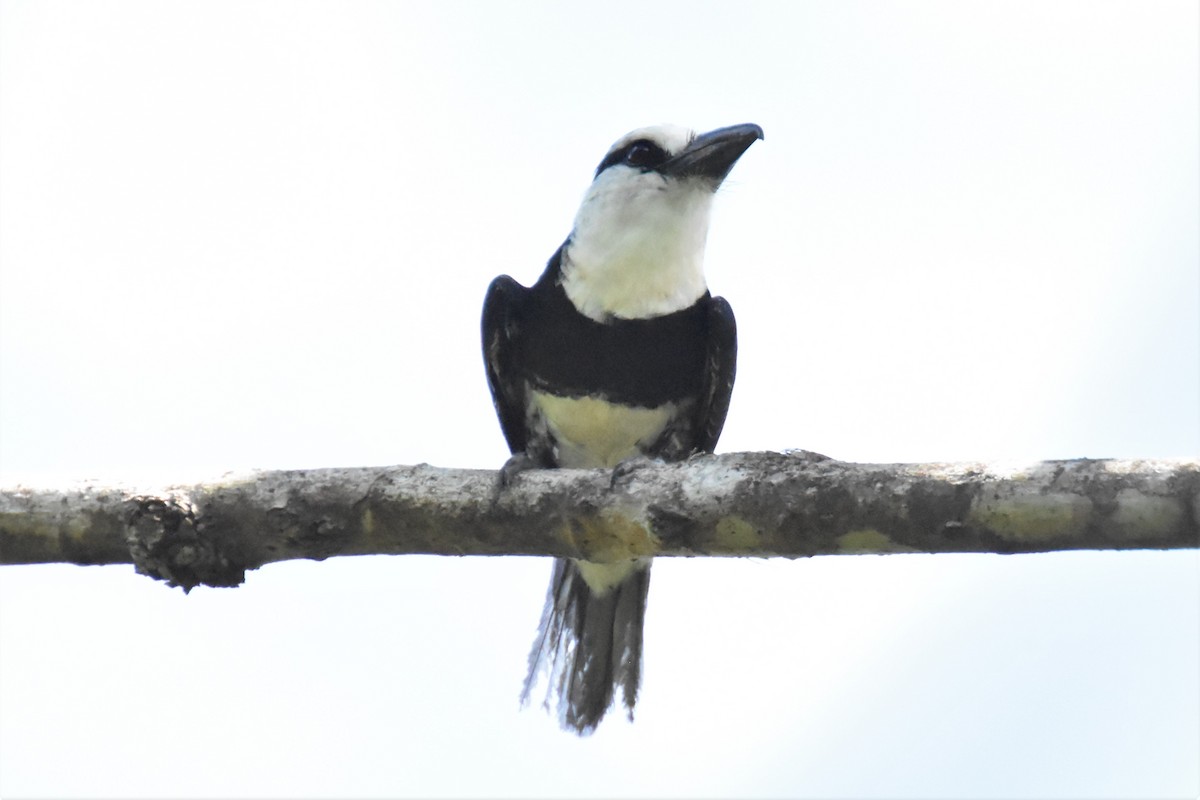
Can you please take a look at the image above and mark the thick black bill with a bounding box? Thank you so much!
[658,123,764,184]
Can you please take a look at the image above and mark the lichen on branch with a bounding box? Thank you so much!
[1,453,1196,591]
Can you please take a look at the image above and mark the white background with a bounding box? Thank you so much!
[1,1,1197,798]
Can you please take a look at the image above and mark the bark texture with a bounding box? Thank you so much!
[1,452,1196,590]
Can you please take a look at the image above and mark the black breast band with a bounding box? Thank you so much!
[520,284,709,408]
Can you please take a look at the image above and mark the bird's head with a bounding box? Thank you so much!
[561,123,763,321]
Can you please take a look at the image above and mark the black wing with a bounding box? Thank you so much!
[693,295,737,454]
[482,275,529,455]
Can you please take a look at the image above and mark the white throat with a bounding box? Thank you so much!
[560,169,713,321]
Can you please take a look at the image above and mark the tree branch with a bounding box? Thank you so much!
[1,452,1196,590]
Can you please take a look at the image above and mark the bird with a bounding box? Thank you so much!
[481,122,762,734]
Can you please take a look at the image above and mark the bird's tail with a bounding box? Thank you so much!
[520,557,651,735]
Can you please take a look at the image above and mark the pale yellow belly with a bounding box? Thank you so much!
[530,390,678,469]
[529,390,674,594]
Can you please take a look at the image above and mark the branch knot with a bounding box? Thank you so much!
[125,496,244,591]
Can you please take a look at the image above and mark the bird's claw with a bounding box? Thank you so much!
[498,452,539,489]
[609,455,663,491]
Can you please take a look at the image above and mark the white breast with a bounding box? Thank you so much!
[561,166,714,322]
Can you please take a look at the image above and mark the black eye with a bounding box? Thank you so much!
[624,140,665,169]
[594,139,668,177]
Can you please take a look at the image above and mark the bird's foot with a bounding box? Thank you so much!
[782,448,833,463]
[498,452,540,489]
[609,454,665,491]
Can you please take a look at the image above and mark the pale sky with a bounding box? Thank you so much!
[1,2,1197,798]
